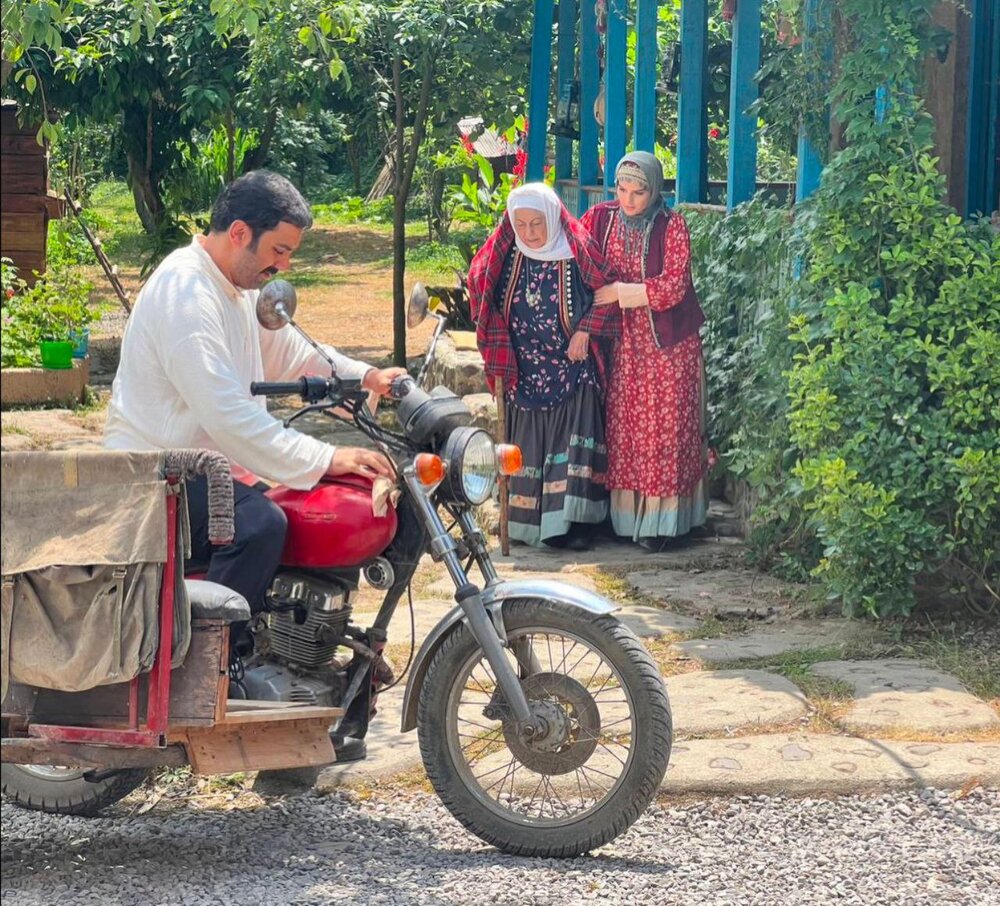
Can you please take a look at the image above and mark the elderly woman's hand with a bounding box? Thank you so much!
[567,331,590,362]
[593,283,621,305]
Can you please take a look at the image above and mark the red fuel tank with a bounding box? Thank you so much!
[266,476,398,569]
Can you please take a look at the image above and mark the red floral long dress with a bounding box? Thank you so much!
[582,207,708,540]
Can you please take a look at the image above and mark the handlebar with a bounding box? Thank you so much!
[251,374,369,408]
[250,379,309,397]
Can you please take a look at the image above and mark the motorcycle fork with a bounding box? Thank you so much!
[455,509,542,677]
[403,469,535,728]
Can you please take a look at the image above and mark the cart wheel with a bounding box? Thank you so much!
[1,764,149,816]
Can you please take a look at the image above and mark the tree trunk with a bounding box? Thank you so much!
[243,106,278,173]
[430,169,448,241]
[392,54,408,368]
[346,137,363,195]
[122,104,165,234]
[225,108,236,182]
[125,149,164,234]
[390,52,435,368]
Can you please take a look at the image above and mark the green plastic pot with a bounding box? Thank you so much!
[39,340,75,370]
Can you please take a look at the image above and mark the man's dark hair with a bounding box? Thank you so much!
[209,170,313,242]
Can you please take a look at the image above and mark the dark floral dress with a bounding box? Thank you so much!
[499,251,608,545]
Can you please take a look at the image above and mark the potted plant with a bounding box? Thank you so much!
[1,262,100,370]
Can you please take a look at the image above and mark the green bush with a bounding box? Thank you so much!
[788,156,999,618]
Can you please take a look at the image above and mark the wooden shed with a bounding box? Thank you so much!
[1,100,64,285]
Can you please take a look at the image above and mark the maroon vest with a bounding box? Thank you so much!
[588,201,705,350]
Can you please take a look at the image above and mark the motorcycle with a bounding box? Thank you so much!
[1,281,672,858]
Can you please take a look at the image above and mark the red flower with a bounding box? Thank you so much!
[709,127,721,140]
[707,447,720,469]
[460,135,476,155]
[512,147,528,184]
[4,288,14,300]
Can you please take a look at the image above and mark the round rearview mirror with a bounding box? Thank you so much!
[257,279,298,330]
[407,282,430,329]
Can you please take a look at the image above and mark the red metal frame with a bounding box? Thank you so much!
[28,483,180,749]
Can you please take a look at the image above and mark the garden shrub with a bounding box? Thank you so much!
[690,0,1000,619]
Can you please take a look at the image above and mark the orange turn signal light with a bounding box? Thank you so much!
[496,444,523,476]
[414,453,446,486]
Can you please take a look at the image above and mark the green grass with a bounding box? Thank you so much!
[85,181,148,266]
[714,645,859,674]
[901,635,1000,702]
[681,614,751,640]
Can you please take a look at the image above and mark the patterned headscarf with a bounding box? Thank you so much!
[614,151,666,256]
[505,183,574,261]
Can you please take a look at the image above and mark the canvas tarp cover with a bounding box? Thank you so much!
[1,450,191,700]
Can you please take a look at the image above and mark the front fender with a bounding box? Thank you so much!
[399,579,618,733]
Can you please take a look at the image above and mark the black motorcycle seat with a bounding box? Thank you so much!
[185,579,251,623]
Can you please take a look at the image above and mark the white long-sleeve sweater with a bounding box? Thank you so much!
[104,237,371,489]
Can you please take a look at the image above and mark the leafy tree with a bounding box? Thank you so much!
[347,0,531,365]
[2,0,358,232]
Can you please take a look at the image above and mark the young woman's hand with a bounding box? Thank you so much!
[567,331,590,362]
[593,283,621,305]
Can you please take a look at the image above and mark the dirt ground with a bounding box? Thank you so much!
[89,222,441,366]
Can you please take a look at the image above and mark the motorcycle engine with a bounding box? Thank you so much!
[264,572,354,669]
[235,571,355,705]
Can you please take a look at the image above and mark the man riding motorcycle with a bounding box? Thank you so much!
[103,170,405,758]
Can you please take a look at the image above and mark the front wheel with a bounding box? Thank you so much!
[1,764,149,816]
[417,599,672,857]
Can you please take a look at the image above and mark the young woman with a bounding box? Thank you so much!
[582,152,708,549]
[468,184,618,550]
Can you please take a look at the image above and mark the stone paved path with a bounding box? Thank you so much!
[628,566,799,618]
[811,660,1000,735]
[674,619,883,664]
[663,734,1000,795]
[666,669,809,734]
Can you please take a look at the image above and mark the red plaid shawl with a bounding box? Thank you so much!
[468,209,619,393]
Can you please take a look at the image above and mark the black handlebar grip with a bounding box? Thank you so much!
[390,375,417,400]
[249,379,306,397]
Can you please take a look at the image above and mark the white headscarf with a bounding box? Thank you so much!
[505,183,573,262]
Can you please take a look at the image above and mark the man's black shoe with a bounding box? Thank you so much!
[331,733,367,763]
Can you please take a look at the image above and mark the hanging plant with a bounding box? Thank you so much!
[776,0,802,47]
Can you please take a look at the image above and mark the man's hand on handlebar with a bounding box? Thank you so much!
[363,367,410,397]
[326,446,395,481]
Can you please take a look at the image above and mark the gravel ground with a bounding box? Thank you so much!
[3,786,998,906]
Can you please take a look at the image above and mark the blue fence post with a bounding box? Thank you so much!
[555,0,578,184]
[633,0,659,152]
[677,0,709,203]
[603,0,629,197]
[578,0,600,214]
[965,0,999,217]
[527,0,555,182]
[726,0,761,210]
[795,0,829,203]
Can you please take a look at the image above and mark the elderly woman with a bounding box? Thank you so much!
[468,183,618,550]
[581,152,708,549]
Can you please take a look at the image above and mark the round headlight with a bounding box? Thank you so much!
[441,427,497,505]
